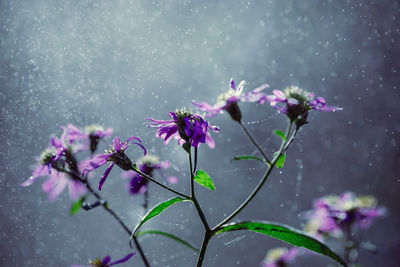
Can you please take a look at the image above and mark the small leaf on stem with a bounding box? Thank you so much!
[194,170,215,191]
[231,155,264,162]
[273,130,287,142]
[274,152,286,168]
[135,197,188,232]
[70,197,85,215]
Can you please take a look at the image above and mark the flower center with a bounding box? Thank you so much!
[39,149,56,165]
[85,124,104,135]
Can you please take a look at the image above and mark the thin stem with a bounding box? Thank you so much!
[194,147,198,173]
[131,165,190,199]
[55,168,151,267]
[196,233,212,267]
[189,150,211,231]
[213,121,295,230]
[238,121,272,165]
[189,149,195,198]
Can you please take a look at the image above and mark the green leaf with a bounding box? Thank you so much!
[216,221,347,267]
[231,155,264,162]
[135,197,188,232]
[273,152,286,168]
[273,130,287,142]
[194,170,215,191]
[70,197,84,215]
[136,230,199,251]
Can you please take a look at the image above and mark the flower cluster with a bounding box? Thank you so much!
[261,247,298,267]
[71,253,135,267]
[21,124,102,201]
[121,154,178,195]
[265,86,342,127]
[305,192,385,239]
[146,108,219,148]
[192,78,269,122]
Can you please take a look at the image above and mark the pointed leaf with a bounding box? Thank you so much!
[273,130,287,142]
[274,152,286,168]
[194,170,215,191]
[136,230,199,251]
[216,221,347,267]
[231,155,264,162]
[134,197,188,232]
[70,197,84,215]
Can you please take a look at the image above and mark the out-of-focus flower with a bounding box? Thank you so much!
[146,108,219,148]
[192,78,269,122]
[84,125,114,153]
[71,253,135,267]
[121,154,178,195]
[305,192,385,239]
[79,137,146,190]
[265,86,342,127]
[21,127,86,201]
[261,247,298,267]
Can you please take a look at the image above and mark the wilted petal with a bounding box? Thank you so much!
[109,253,136,266]
[205,132,215,149]
[98,163,115,191]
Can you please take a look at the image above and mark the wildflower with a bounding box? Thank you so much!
[21,135,86,201]
[121,154,178,195]
[71,253,135,267]
[266,86,342,127]
[146,108,219,148]
[79,137,146,190]
[192,78,269,122]
[84,125,114,153]
[61,124,89,152]
[305,192,385,238]
[261,247,298,267]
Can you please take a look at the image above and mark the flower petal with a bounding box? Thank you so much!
[109,253,136,266]
[113,137,122,152]
[98,163,115,191]
[80,154,112,176]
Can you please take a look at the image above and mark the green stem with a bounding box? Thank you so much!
[238,121,272,165]
[196,232,212,267]
[189,149,211,231]
[213,121,295,230]
[131,165,190,199]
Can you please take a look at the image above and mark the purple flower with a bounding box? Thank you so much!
[305,192,385,239]
[146,109,219,148]
[84,125,114,153]
[121,155,178,195]
[61,124,89,152]
[71,253,135,267]
[21,132,86,201]
[261,247,298,267]
[265,86,342,127]
[79,137,146,190]
[192,78,269,122]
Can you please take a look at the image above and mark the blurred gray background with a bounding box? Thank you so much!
[1,0,399,266]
